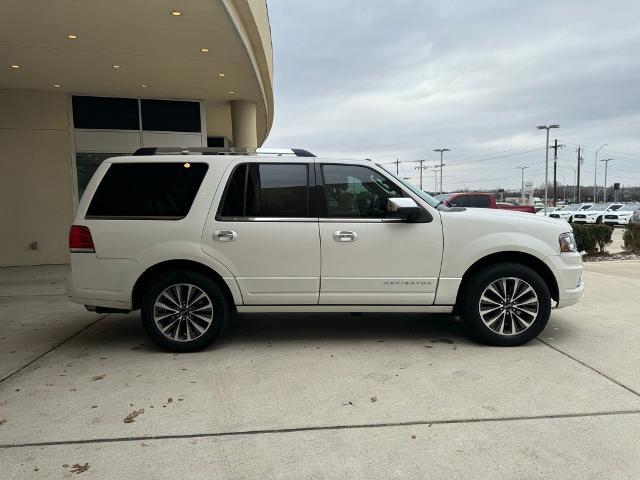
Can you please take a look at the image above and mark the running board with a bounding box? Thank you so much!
[236,305,453,313]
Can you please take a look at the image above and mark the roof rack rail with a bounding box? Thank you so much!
[133,147,316,157]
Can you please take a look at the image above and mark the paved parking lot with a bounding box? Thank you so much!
[1,261,640,479]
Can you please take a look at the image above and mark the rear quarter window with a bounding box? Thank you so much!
[86,162,208,219]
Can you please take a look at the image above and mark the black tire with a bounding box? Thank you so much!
[568,216,574,223]
[460,262,551,346]
[596,216,603,224]
[141,270,229,352]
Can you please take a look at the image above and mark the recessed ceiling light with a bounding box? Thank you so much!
[53,84,61,88]
[67,34,78,39]
[229,91,235,94]
[10,64,20,69]
[170,10,182,16]
[141,84,148,88]
[112,65,120,69]
[218,73,225,77]
[200,48,209,53]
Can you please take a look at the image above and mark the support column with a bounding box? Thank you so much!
[230,100,257,149]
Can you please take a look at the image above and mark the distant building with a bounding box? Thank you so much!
[1,0,273,266]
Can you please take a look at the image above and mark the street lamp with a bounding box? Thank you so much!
[600,158,614,202]
[593,144,607,202]
[516,166,530,204]
[433,148,450,194]
[536,124,560,215]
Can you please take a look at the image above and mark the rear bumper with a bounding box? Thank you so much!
[545,253,584,308]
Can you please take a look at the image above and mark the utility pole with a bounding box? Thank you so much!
[594,144,607,202]
[393,158,400,175]
[536,125,560,215]
[415,160,428,190]
[516,166,530,204]
[550,139,563,206]
[576,146,582,203]
[433,148,450,194]
[600,158,614,202]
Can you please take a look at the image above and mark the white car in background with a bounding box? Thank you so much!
[603,203,640,226]
[549,203,593,223]
[537,206,565,216]
[572,203,624,224]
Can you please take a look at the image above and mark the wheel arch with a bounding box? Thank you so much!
[455,251,559,307]
[131,259,239,311]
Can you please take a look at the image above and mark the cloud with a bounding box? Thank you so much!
[264,0,640,192]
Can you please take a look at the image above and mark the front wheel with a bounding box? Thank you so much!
[141,270,230,352]
[460,263,551,346]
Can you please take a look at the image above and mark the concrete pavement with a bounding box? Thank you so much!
[1,262,639,479]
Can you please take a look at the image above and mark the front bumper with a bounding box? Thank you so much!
[545,253,584,308]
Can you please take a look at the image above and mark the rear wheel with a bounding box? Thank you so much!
[141,270,229,352]
[460,263,551,346]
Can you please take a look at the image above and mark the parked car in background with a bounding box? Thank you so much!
[572,203,624,224]
[433,192,536,213]
[67,149,583,351]
[549,203,593,222]
[603,203,640,226]
[537,206,566,216]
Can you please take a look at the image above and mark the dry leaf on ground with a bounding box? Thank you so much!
[91,374,106,381]
[124,408,144,423]
[70,463,90,474]
[370,396,377,403]
[0,418,7,425]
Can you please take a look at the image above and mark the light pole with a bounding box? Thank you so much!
[433,148,450,194]
[427,167,439,193]
[516,166,530,204]
[593,144,607,202]
[536,124,560,215]
[600,158,614,202]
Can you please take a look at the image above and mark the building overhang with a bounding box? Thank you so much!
[0,0,274,145]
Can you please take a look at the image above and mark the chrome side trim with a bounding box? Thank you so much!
[237,305,454,313]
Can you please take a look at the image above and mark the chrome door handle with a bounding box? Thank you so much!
[333,230,357,242]
[214,230,237,242]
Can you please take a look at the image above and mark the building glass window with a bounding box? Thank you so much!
[141,99,201,132]
[72,96,139,130]
[75,153,129,199]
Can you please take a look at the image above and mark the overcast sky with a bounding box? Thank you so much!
[263,0,640,194]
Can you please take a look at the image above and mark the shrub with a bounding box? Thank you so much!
[571,223,597,253]
[623,224,640,252]
[571,223,613,254]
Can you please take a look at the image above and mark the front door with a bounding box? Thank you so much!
[318,163,443,305]
[202,161,320,304]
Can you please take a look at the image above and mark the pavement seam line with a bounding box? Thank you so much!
[2,409,640,449]
[537,338,640,397]
[0,314,109,384]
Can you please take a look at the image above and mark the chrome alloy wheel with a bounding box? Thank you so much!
[153,283,214,342]
[478,277,539,336]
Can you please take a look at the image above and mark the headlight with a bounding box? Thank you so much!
[559,232,577,253]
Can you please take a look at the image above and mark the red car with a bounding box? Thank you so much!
[433,192,536,213]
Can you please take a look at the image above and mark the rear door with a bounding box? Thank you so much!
[202,160,320,305]
[317,163,443,305]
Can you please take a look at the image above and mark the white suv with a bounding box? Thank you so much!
[67,149,584,351]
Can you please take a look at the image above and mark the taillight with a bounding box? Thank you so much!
[69,225,95,253]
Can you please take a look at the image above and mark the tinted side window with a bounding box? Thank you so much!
[219,164,247,217]
[470,195,491,208]
[449,195,469,207]
[246,164,309,217]
[322,165,403,218]
[217,163,310,218]
[87,163,208,219]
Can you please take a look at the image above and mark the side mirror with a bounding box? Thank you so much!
[387,197,421,221]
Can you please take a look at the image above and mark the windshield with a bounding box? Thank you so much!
[590,204,607,211]
[620,203,640,211]
[563,204,582,211]
[386,170,440,207]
